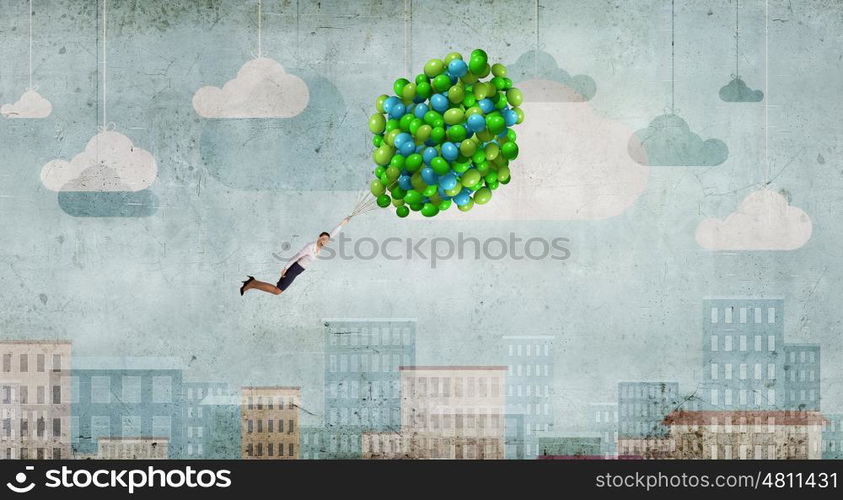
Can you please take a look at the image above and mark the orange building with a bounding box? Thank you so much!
[240,387,300,459]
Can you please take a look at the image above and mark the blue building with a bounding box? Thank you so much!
[617,382,680,440]
[322,319,416,458]
[300,425,330,460]
[822,414,843,459]
[502,335,554,458]
[783,344,821,411]
[702,298,820,411]
[71,357,185,458]
[183,381,238,458]
[587,402,618,457]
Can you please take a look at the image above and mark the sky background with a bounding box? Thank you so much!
[0,0,841,426]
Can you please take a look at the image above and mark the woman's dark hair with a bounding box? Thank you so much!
[319,231,331,238]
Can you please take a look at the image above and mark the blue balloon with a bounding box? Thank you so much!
[398,140,416,156]
[439,172,458,190]
[415,144,426,153]
[398,174,413,190]
[421,167,438,186]
[453,191,470,206]
[478,98,495,113]
[414,103,429,119]
[441,141,459,161]
[422,147,438,165]
[383,96,400,113]
[467,113,486,132]
[388,102,406,119]
[447,72,458,84]
[431,94,449,113]
[437,186,452,200]
[394,132,413,148]
[503,109,518,127]
[448,59,468,78]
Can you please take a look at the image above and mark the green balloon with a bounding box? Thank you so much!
[409,118,423,135]
[375,94,389,113]
[484,143,500,161]
[468,49,487,74]
[477,63,491,78]
[459,139,477,157]
[501,141,519,160]
[452,160,471,174]
[476,129,494,142]
[438,199,452,211]
[379,173,389,185]
[458,198,474,211]
[491,76,507,91]
[497,165,511,182]
[410,202,424,211]
[462,94,477,107]
[405,153,423,173]
[385,128,401,146]
[402,83,417,100]
[372,134,383,147]
[386,166,401,181]
[513,106,524,124]
[475,162,490,175]
[445,185,462,197]
[390,186,407,200]
[415,124,432,143]
[373,144,394,166]
[448,124,467,143]
[404,189,422,205]
[444,52,463,64]
[431,117,445,129]
[385,119,400,132]
[503,77,513,89]
[393,78,410,96]
[416,82,432,99]
[422,185,437,197]
[374,165,386,178]
[421,202,439,217]
[485,171,498,184]
[370,179,386,196]
[494,91,508,109]
[500,175,511,185]
[465,105,483,118]
[389,153,405,168]
[415,73,429,84]
[443,108,465,126]
[396,205,410,218]
[461,169,481,188]
[411,172,426,191]
[507,128,517,142]
[474,187,492,204]
[461,72,479,84]
[506,88,523,107]
[377,194,391,207]
[448,85,465,104]
[433,73,452,92]
[491,63,507,78]
[369,113,386,134]
[471,150,486,165]
[399,114,414,131]
[392,197,405,206]
[423,110,441,126]
[431,157,450,175]
[473,83,491,100]
[430,127,446,144]
[487,114,506,134]
[487,179,500,190]
[424,59,445,77]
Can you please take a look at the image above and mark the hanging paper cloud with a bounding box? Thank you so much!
[628,114,728,166]
[192,57,309,118]
[719,77,764,102]
[506,49,596,102]
[1,89,53,118]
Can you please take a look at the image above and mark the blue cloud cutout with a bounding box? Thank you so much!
[719,77,764,102]
[628,113,728,166]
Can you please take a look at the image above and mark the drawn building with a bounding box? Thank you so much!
[362,366,506,459]
[71,357,185,458]
[323,319,416,458]
[97,437,168,459]
[184,382,238,458]
[240,386,300,459]
[587,402,618,458]
[822,414,843,459]
[617,382,681,458]
[664,410,825,459]
[783,344,821,411]
[502,335,554,458]
[300,426,331,460]
[0,340,72,460]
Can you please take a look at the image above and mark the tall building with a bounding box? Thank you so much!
[783,344,821,411]
[183,381,235,458]
[299,426,331,460]
[502,335,554,458]
[822,414,843,459]
[0,341,72,460]
[617,382,680,458]
[587,402,618,457]
[363,366,507,459]
[197,392,241,459]
[71,357,185,458]
[664,410,825,459]
[322,318,416,458]
[702,298,820,411]
[240,386,300,459]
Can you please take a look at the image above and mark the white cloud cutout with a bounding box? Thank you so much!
[192,57,309,118]
[40,130,157,192]
[696,189,812,250]
[441,79,649,220]
[1,89,52,118]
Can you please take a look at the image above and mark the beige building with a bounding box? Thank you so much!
[97,437,168,459]
[241,386,300,459]
[0,341,72,460]
[663,410,825,459]
[363,366,506,459]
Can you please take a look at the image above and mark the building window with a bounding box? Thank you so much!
[91,376,111,404]
[768,363,776,380]
[739,336,747,352]
[153,416,171,438]
[121,416,141,437]
[19,354,28,372]
[710,389,718,405]
[52,354,62,372]
[754,307,762,323]
[754,336,762,351]
[768,389,776,406]
[91,416,110,439]
[740,308,747,323]
[710,335,718,352]
[52,385,61,404]
[739,364,747,380]
[37,354,45,372]
[725,363,733,380]
[71,377,80,404]
[768,307,776,323]
[710,308,718,323]
[710,363,718,380]
[725,307,733,323]
[122,377,142,403]
[289,443,295,456]
[2,354,10,372]
[724,336,732,352]
[768,336,776,352]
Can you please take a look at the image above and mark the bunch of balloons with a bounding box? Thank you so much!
[367,49,524,217]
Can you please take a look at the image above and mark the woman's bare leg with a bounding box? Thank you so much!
[244,279,282,295]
